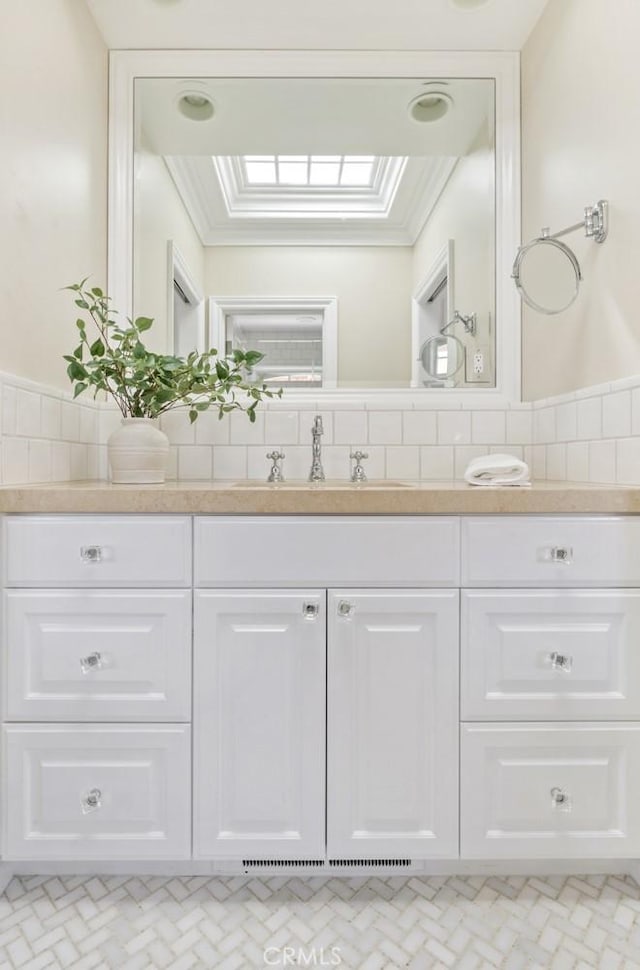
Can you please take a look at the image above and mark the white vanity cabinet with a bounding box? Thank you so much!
[2,515,193,861]
[327,590,459,859]
[460,516,640,860]
[193,517,461,861]
[4,510,640,870]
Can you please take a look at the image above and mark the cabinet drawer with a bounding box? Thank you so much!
[5,590,192,721]
[462,590,640,721]
[461,723,640,859]
[4,516,192,587]
[3,724,191,860]
[462,516,640,587]
[195,516,460,587]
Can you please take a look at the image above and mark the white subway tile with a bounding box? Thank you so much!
[331,410,368,446]
[247,446,273,481]
[194,410,230,445]
[69,443,89,481]
[532,444,546,480]
[534,408,555,444]
[61,402,81,443]
[165,446,178,481]
[361,446,385,480]
[79,407,98,444]
[2,438,29,484]
[159,409,195,445]
[15,390,41,438]
[51,442,71,483]
[589,439,616,483]
[616,438,640,485]
[368,411,402,445]
[385,446,420,480]
[546,443,567,481]
[602,390,631,438]
[630,388,640,436]
[555,402,577,442]
[28,440,52,483]
[229,410,265,446]
[318,446,351,479]
[566,442,589,482]
[420,446,454,480]
[2,385,16,436]
[454,446,485,480]
[277,446,309,481]
[212,445,246,480]
[506,410,532,446]
[471,411,506,445]
[577,397,602,440]
[402,411,437,445]
[489,445,523,459]
[40,396,62,440]
[264,410,299,445]
[179,445,213,480]
[437,411,471,445]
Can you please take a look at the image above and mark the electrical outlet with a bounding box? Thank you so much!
[466,345,491,384]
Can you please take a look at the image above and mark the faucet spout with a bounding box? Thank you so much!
[308,414,325,482]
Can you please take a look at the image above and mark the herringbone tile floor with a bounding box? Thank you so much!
[0,872,639,969]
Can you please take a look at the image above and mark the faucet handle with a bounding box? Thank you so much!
[266,450,285,483]
[350,450,369,483]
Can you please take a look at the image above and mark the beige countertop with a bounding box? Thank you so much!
[0,480,638,514]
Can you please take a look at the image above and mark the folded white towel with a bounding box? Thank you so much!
[464,453,531,487]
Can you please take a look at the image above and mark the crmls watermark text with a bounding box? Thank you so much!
[263,945,342,966]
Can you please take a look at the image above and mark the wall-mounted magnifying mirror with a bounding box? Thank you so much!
[512,237,581,315]
[419,333,464,384]
[512,199,608,316]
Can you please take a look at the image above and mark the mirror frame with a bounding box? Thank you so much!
[109,49,521,406]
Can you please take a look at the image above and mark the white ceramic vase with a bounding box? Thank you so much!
[108,418,170,484]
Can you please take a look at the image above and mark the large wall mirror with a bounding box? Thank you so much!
[109,51,521,402]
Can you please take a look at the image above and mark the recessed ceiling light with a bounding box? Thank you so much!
[408,92,453,124]
[178,92,215,122]
[450,0,492,9]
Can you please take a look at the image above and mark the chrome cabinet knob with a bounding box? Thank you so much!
[80,545,103,564]
[547,651,573,673]
[80,651,104,674]
[303,602,319,619]
[81,788,102,815]
[550,786,572,812]
[338,601,355,617]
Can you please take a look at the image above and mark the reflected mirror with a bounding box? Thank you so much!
[133,75,496,389]
[512,237,581,315]
[420,334,465,384]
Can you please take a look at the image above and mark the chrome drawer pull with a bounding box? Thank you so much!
[547,546,573,565]
[80,652,104,674]
[80,545,103,564]
[547,651,573,673]
[81,788,102,815]
[338,601,355,618]
[550,787,572,812]
[303,603,319,619]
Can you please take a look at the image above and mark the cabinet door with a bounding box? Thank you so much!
[328,590,459,859]
[194,590,326,859]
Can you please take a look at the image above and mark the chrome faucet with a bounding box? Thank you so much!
[308,415,325,482]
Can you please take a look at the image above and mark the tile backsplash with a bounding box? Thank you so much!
[3,368,640,486]
[0,372,100,485]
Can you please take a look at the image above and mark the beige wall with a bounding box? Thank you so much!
[0,0,108,389]
[205,247,413,387]
[134,150,205,353]
[412,135,495,386]
[522,0,640,400]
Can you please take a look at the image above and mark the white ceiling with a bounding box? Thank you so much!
[85,0,551,52]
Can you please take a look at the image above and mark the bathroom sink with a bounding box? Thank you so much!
[231,479,415,488]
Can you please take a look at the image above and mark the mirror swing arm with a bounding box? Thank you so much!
[512,199,608,315]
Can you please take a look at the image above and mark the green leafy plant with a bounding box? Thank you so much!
[63,279,280,423]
